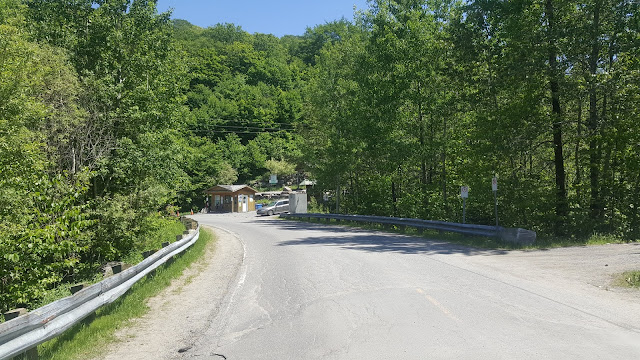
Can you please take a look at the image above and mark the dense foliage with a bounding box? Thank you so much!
[305,0,640,240]
[0,0,192,313]
[1,0,639,313]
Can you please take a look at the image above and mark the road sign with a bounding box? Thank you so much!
[269,174,277,184]
[492,177,498,226]
[461,186,469,224]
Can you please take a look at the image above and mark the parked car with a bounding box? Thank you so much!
[257,199,289,216]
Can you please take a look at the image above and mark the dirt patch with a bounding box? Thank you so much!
[95,227,244,360]
[470,242,640,299]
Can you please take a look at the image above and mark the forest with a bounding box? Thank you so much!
[1,0,639,313]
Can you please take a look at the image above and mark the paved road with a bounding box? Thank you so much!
[182,213,640,359]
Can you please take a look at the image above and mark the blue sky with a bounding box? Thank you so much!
[156,0,370,37]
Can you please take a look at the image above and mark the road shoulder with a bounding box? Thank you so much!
[96,226,244,360]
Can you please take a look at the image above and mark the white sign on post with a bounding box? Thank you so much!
[269,174,277,184]
[492,177,498,192]
[460,186,469,199]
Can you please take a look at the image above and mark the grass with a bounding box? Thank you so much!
[584,233,628,245]
[615,270,640,288]
[285,217,637,250]
[294,217,515,249]
[123,217,186,265]
[532,232,633,249]
[34,273,105,310]
[36,228,215,360]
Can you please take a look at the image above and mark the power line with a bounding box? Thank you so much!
[191,124,296,131]
[196,118,298,127]
[188,129,290,135]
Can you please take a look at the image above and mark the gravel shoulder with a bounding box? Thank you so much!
[539,243,639,290]
[470,242,640,298]
[95,226,244,360]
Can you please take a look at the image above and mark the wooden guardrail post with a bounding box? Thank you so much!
[111,263,122,274]
[70,283,85,294]
[4,309,38,360]
[142,249,157,259]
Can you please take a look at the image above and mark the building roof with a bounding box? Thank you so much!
[299,180,316,186]
[205,184,257,194]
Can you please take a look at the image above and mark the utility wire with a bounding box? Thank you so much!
[197,118,298,127]
[190,125,296,131]
[188,129,294,134]
[188,129,290,135]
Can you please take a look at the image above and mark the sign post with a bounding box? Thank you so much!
[460,186,469,224]
[269,174,277,186]
[492,177,498,227]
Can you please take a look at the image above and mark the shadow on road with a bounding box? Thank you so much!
[257,218,509,257]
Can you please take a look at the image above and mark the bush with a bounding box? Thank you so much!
[0,174,93,313]
[0,179,186,314]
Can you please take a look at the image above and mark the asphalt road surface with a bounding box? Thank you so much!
[171,213,640,359]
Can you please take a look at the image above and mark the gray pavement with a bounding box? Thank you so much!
[183,212,640,360]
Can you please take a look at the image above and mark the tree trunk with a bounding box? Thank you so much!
[632,175,640,238]
[418,84,427,188]
[441,115,448,217]
[575,100,582,200]
[336,177,341,214]
[588,0,602,222]
[601,90,611,219]
[391,180,398,217]
[546,0,568,228]
[71,147,77,174]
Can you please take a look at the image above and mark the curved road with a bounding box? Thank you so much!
[180,212,640,359]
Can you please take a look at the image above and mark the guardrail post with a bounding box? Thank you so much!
[142,250,157,259]
[5,309,38,360]
[70,283,85,294]
[111,263,122,274]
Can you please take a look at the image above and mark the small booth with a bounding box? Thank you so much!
[205,185,258,213]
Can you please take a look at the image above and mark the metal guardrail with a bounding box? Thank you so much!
[280,213,536,245]
[0,221,200,360]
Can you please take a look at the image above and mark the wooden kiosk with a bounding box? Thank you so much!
[204,185,258,213]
